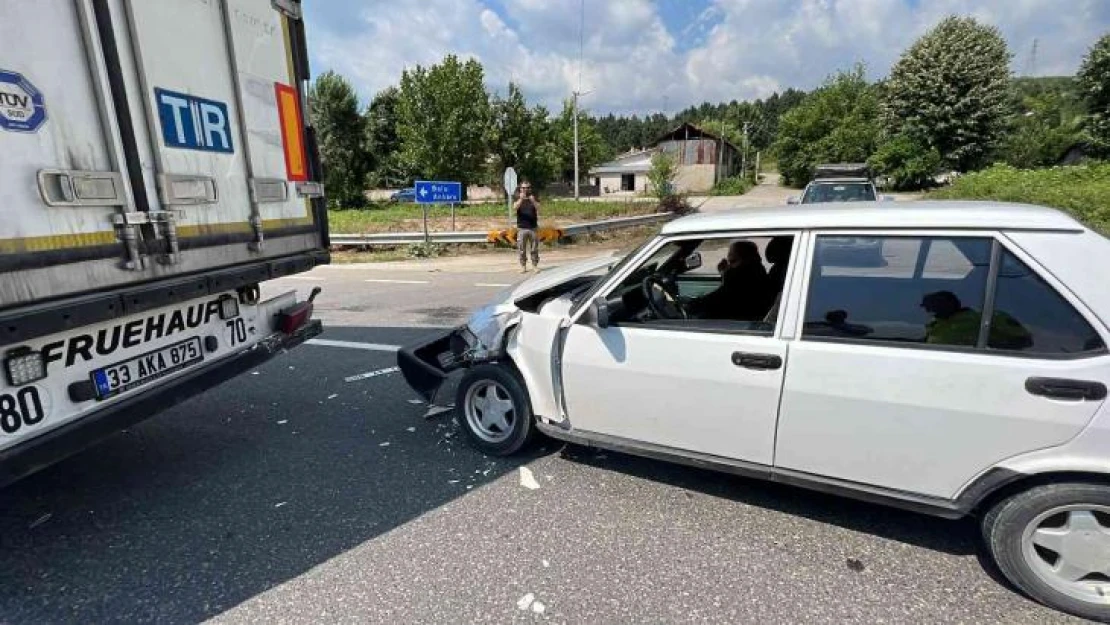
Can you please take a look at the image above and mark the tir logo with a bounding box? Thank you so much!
[155,87,234,154]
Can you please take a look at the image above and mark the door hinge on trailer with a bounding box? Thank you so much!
[271,0,302,20]
[112,210,183,269]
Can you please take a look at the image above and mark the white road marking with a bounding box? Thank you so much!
[280,276,325,281]
[474,282,512,287]
[364,278,429,284]
[307,339,400,352]
[344,366,401,383]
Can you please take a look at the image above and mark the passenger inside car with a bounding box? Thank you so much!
[688,240,774,321]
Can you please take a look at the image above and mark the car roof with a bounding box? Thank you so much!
[662,201,1086,235]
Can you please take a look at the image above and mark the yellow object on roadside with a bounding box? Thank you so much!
[486,227,564,245]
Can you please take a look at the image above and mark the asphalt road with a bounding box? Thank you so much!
[0,253,1085,623]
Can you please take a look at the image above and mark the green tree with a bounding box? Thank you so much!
[1077,32,1110,155]
[489,83,557,189]
[549,100,610,184]
[1000,90,1084,168]
[868,133,941,190]
[308,71,368,208]
[881,16,1012,172]
[395,55,492,189]
[364,86,404,187]
[647,150,678,197]
[773,64,881,187]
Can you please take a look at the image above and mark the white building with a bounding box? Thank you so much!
[589,123,743,196]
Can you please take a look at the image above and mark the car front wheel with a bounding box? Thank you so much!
[982,482,1110,622]
[455,363,535,456]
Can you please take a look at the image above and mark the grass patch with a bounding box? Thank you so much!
[930,163,1110,234]
[709,175,755,196]
[328,199,659,234]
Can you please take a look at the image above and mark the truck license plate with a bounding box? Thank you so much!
[92,338,204,399]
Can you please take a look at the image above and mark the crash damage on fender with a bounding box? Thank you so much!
[396,253,620,401]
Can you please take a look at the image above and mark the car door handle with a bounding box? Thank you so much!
[732,352,782,371]
[1025,377,1107,401]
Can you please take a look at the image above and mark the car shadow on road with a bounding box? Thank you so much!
[556,442,982,557]
[0,326,533,624]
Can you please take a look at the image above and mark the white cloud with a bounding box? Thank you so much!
[305,0,1110,115]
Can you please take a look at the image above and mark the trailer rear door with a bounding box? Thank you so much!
[0,0,326,311]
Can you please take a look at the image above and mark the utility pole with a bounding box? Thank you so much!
[716,119,725,184]
[740,121,750,177]
[572,89,592,200]
[573,91,580,200]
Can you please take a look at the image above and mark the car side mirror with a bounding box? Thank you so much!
[583,296,610,328]
[787,196,799,205]
[684,252,702,271]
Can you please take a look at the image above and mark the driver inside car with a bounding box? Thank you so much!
[688,240,773,321]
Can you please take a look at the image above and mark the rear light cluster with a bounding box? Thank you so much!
[276,287,321,335]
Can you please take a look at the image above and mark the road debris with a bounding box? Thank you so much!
[344,366,400,383]
[407,399,424,405]
[846,558,865,572]
[379,442,391,447]
[28,513,52,529]
[406,426,417,432]
[274,502,287,508]
[532,601,546,614]
[423,404,454,419]
[327,394,338,400]
[519,467,541,490]
[277,420,288,425]
[542,559,550,568]
[516,593,535,610]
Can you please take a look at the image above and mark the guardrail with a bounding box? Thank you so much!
[329,212,674,247]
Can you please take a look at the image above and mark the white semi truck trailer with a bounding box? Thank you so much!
[0,0,329,485]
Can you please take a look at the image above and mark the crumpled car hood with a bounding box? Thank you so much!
[509,251,621,302]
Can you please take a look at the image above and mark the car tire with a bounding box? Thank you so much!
[455,363,535,456]
[982,482,1110,623]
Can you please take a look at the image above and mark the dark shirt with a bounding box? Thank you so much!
[516,199,538,229]
[691,264,773,321]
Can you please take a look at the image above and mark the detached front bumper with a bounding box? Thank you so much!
[396,328,471,401]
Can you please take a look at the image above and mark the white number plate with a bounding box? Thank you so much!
[91,338,204,399]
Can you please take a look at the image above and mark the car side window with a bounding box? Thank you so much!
[988,250,1106,355]
[803,236,993,346]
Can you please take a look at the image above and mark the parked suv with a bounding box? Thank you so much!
[789,163,889,205]
[400,201,1110,622]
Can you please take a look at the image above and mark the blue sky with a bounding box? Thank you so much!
[304,0,1109,115]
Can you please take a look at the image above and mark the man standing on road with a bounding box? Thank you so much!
[514,181,541,272]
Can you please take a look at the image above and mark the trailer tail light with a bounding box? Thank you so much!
[276,287,321,335]
[5,347,46,387]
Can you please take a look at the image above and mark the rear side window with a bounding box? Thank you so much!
[989,250,1105,355]
[803,236,992,345]
[802,235,1106,356]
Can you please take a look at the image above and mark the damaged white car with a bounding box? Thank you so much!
[398,201,1110,622]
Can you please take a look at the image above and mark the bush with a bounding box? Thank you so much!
[648,151,678,197]
[710,175,754,196]
[930,163,1110,234]
[405,242,445,258]
[868,134,941,190]
[658,194,695,216]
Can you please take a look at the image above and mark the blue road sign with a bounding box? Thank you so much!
[0,69,48,133]
[155,87,234,154]
[415,180,462,204]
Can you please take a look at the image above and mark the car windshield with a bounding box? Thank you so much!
[802,182,877,203]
